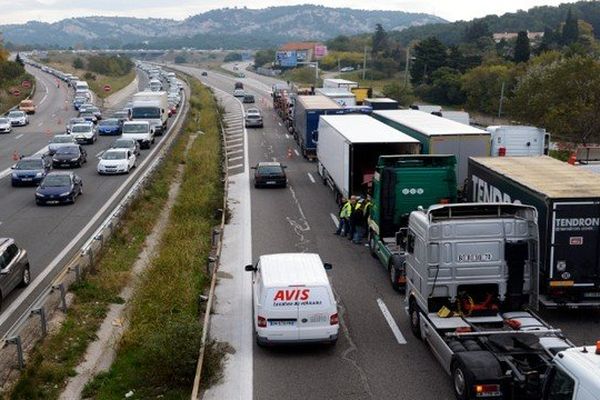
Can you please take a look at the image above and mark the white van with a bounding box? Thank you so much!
[75,81,89,92]
[122,121,154,149]
[245,253,339,346]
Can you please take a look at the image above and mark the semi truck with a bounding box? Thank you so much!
[372,110,490,188]
[293,95,341,159]
[487,126,550,157]
[368,155,457,291]
[322,78,358,91]
[468,156,600,308]
[316,115,420,203]
[404,202,599,400]
[131,91,168,135]
[315,88,356,107]
[363,98,398,110]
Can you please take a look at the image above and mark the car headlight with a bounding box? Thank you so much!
[35,192,45,197]
[35,172,43,177]
[70,158,79,161]
[59,191,71,196]
[12,173,18,178]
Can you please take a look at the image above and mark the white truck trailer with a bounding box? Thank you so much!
[131,91,169,135]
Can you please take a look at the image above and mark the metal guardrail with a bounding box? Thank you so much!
[0,82,190,384]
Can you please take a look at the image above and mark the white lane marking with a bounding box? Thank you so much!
[285,134,290,139]
[377,298,407,345]
[294,149,300,156]
[227,163,244,170]
[278,122,282,127]
[226,137,243,143]
[37,122,43,127]
[226,143,243,150]
[15,134,23,139]
[227,149,243,155]
[228,156,243,162]
[330,213,339,228]
[307,172,315,183]
[51,113,56,118]
[39,79,49,105]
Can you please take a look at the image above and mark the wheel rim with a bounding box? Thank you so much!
[23,269,30,285]
[454,367,466,396]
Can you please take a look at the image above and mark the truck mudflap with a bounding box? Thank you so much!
[451,351,503,400]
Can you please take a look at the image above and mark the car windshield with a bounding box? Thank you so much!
[123,124,148,133]
[41,175,71,187]
[15,160,43,170]
[0,118,9,124]
[102,151,126,160]
[72,125,91,133]
[70,118,85,125]
[113,140,133,148]
[247,115,261,119]
[131,107,160,119]
[8,111,23,118]
[51,136,73,143]
[56,146,79,155]
[100,119,119,126]
[257,165,283,174]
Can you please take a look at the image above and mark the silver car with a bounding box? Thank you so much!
[7,110,28,126]
[0,117,12,134]
[245,108,263,128]
[0,238,30,309]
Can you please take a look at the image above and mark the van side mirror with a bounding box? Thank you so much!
[323,263,333,270]
[245,264,256,272]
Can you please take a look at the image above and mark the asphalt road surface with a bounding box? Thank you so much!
[0,68,181,337]
[179,63,600,400]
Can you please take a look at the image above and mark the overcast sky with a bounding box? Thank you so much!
[0,0,578,25]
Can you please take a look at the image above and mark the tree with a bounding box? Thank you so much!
[511,56,600,145]
[562,8,579,45]
[224,52,243,62]
[464,20,491,43]
[254,49,275,68]
[461,64,519,114]
[427,67,465,105]
[372,24,389,54]
[410,37,447,85]
[382,83,414,106]
[372,56,398,78]
[514,31,531,63]
[174,54,187,64]
[72,57,84,69]
[15,53,24,66]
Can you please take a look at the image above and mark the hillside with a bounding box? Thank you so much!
[392,1,600,45]
[0,5,445,49]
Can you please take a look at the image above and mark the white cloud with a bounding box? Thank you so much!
[0,0,580,24]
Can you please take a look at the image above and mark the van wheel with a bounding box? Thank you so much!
[368,231,377,258]
[409,298,421,339]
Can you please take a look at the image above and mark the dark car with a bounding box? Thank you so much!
[11,155,52,186]
[243,94,255,104]
[72,97,86,110]
[201,71,208,76]
[35,172,83,205]
[111,137,141,156]
[252,162,287,188]
[52,145,87,168]
[98,118,122,136]
[79,110,97,124]
[0,238,31,309]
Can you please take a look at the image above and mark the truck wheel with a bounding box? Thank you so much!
[389,263,401,292]
[451,362,472,400]
[368,232,377,258]
[409,298,421,339]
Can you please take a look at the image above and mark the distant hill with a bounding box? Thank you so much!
[0,5,446,49]
[392,1,600,45]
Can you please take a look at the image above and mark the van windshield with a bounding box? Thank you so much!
[131,107,160,119]
[123,124,149,133]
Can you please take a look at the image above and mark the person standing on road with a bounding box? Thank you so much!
[335,197,352,236]
[354,195,372,244]
[348,196,361,240]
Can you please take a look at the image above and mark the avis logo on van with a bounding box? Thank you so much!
[274,289,310,301]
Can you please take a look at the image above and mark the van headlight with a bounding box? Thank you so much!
[556,261,567,272]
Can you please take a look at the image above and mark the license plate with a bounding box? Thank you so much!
[584,292,600,298]
[266,181,276,185]
[270,320,295,327]
[61,164,70,167]
[47,200,59,204]
[21,178,32,181]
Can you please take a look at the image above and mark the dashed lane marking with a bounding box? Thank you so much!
[307,172,315,183]
[377,298,407,345]
[330,213,339,228]
[15,134,23,139]
[285,134,291,139]
[294,149,300,157]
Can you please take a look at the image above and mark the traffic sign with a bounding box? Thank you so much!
[21,80,31,89]
[103,84,112,92]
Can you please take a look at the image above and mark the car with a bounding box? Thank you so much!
[73,96,87,110]
[243,94,255,104]
[110,137,140,156]
[340,66,355,72]
[19,100,36,114]
[97,149,136,175]
[112,110,130,123]
[35,171,83,205]
[236,72,246,78]
[233,88,245,97]
[245,108,263,128]
[87,106,102,120]
[52,145,87,168]
[168,102,177,116]
[97,118,122,136]
[201,71,208,76]
[79,110,97,124]
[11,155,52,186]
[66,117,86,134]
[252,162,287,188]
[7,110,28,126]
[0,117,12,134]
[0,238,31,309]
[48,135,77,155]
[71,123,97,144]
[78,103,94,113]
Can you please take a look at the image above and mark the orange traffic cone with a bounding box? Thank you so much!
[12,151,19,161]
[287,148,293,158]
[568,153,577,165]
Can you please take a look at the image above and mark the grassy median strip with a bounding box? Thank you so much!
[82,77,224,399]
[8,102,189,400]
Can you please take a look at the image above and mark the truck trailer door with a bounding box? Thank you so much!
[551,202,600,294]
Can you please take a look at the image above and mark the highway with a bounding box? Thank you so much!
[173,63,600,400]
[0,67,183,337]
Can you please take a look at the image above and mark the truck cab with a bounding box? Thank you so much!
[368,155,457,291]
[545,345,600,400]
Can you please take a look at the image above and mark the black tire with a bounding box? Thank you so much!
[368,231,378,258]
[18,265,31,288]
[389,262,401,292]
[78,160,83,168]
[409,297,422,339]
[451,362,472,400]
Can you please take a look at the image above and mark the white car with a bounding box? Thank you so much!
[71,123,97,145]
[0,117,12,134]
[97,149,136,175]
[340,66,355,72]
[233,89,245,97]
[7,110,28,126]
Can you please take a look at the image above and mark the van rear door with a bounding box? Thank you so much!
[264,287,300,341]
[297,286,336,341]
